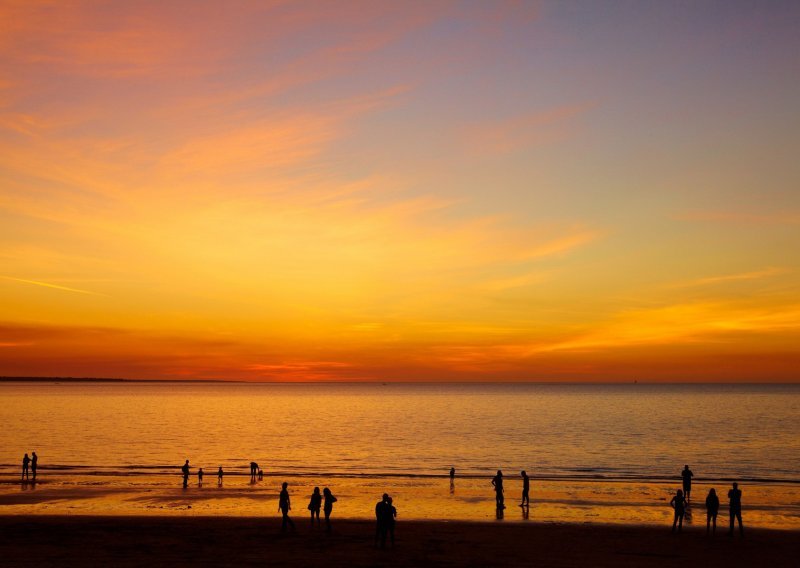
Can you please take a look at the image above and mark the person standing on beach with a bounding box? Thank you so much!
[670,489,687,533]
[450,467,455,480]
[258,469,263,481]
[250,462,258,482]
[323,487,337,533]
[217,466,224,486]
[181,460,190,488]
[375,493,389,548]
[705,488,719,535]
[31,452,38,481]
[492,470,505,509]
[520,470,530,508]
[728,482,744,537]
[278,482,295,532]
[21,453,30,481]
[198,468,204,486]
[308,487,322,526]
[681,465,693,501]
[386,496,397,547]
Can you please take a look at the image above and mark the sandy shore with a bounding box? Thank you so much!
[0,516,797,567]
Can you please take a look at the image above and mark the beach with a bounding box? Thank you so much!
[0,515,797,567]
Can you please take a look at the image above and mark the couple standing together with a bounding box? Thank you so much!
[374,493,397,548]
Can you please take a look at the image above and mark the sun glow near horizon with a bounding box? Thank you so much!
[1,1,799,382]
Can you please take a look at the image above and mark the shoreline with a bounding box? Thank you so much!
[0,515,797,567]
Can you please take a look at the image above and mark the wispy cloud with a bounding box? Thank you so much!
[672,267,788,288]
[0,276,108,296]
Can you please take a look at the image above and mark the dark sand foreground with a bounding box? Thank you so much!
[0,516,797,567]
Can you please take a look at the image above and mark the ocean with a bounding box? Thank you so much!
[1,382,799,527]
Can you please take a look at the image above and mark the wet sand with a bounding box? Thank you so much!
[0,515,796,567]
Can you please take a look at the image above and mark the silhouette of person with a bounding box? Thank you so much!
[375,493,389,548]
[492,470,505,509]
[21,453,30,481]
[670,489,687,533]
[217,466,224,486]
[181,460,190,488]
[198,468,204,485]
[323,487,337,533]
[258,468,263,481]
[31,452,38,481]
[450,467,455,480]
[681,465,693,501]
[308,487,322,526]
[278,482,295,532]
[386,496,397,547]
[728,482,743,537]
[250,462,257,482]
[520,470,530,508]
[705,488,719,535]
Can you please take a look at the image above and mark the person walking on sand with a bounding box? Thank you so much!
[728,482,744,537]
[308,487,322,526]
[21,453,30,481]
[323,487,337,533]
[520,470,530,508]
[706,488,719,535]
[217,466,224,486]
[375,493,389,548]
[278,482,295,532]
[492,470,505,509]
[681,465,693,501]
[181,460,190,488]
[31,452,38,481]
[198,468,204,486]
[670,489,687,533]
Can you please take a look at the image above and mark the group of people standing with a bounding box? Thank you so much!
[669,465,744,537]
[276,483,339,534]
[489,469,530,510]
[20,452,38,481]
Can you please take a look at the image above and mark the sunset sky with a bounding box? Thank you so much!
[1,1,799,381]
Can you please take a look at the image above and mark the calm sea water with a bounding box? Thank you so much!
[1,382,798,481]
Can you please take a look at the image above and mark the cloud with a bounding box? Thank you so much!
[0,276,108,296]
[672,267,788,288]
[674,210,800,225]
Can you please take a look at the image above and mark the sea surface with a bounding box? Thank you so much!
[1,382,799,527]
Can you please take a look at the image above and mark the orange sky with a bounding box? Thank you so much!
[1,1,799,381]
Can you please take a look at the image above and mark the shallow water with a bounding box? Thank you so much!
[1,382,799,527]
